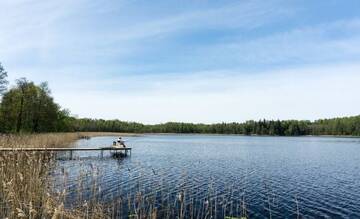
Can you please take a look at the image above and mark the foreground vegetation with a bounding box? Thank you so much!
[0,133,252,219]
[0,133,110,218]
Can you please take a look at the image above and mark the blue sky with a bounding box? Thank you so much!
[1,0,360,123]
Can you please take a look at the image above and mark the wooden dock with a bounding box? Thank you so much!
[0,147,132,159]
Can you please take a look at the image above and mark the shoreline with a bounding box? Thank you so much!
[86,132,360,138]
[78,132,143,137]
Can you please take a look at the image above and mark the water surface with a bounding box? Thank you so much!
[53,135,360,218]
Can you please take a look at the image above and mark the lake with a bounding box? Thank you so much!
[52,134,360,218]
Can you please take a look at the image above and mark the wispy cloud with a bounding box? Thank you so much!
[180,18,360,71]
[53,62,360,123]
[106,0,290,41]
[0,0,289,66]
[1,0,360,122]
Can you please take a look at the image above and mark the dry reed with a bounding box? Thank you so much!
[0,133,112,219]
[0,132,140,149]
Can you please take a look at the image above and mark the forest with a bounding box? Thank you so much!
[1,62,360,136]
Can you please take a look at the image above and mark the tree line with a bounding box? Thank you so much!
[0,62,359,136]
[69,117,360,136]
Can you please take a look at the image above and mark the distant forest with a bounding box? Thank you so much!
[71,117,360,136]
[1,62,360,136]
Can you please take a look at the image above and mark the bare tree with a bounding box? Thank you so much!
[0,62,8,95]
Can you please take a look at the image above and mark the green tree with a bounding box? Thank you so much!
[0,78,69,133]
[15,78,28,132]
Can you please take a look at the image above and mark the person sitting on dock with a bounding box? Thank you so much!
[117,137,126,148]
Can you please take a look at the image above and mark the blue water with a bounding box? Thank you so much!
[52,135,360,218]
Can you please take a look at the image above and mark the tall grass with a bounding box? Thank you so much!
[0,133,81,149]
[50,158,251,219]
[0,132,140,149]
[0,133,111,219]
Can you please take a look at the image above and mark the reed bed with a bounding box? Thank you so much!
[0,132,139,149]
[50,158,252,219]
[0,133,112,219]
[0,133,80,149]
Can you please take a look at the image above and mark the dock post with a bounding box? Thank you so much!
[69,150,73,160]
[101,149,104,158]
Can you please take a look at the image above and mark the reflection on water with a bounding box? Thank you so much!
[51,135,360,218]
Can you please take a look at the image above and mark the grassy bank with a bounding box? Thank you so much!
[0,132,140,149]
[0,133,120,218]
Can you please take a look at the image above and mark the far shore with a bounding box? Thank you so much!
[87,132,360,138]
[79,132,143,137]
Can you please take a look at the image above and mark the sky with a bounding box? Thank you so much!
[1,0,360,124]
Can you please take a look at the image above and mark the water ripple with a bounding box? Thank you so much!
[51,135,360,218]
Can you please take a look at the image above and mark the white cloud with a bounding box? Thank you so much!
[54,62,360,124]
[195,18,360,66]
[0,0,289,65]
[105,0,289,41]
[1,0,360,124]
